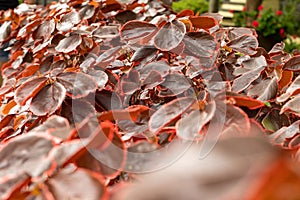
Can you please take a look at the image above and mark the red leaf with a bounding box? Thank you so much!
[32,115,69,132]
[1,100,17,116]
[232,66,265,93]
[86,69,108,88]
[101,0,122,13]
[154,20,186,51]
[176,101,216,140]
[269,120,300,146]
[247,77,278,101]
[209,104,251,137]
[177,10,194,17]
[120,20,157,42]
[55,34,82,53]
[149,97,196,133]
[93,25,119,39]
[121,70,140,95]
[0,134,54,177]
[56,72,97,98]
[95,89,122,111]
[30,82,66,116]
[183,32,217,69]
[277,75,300,102]
[77,122,126,178]
[227,95,265,110]
[278,70,293,90]
[0,172,30,200]
[0,114,15,132]
[139,61,170,79]
[49,139,87,169]
[283,55,300,71]
[227,35,258,55]
[0,21,11,42]
[189,16,217,30]
[17,19,42,39]
[130,45,157,62]
[289,134,300,149]
[32,19,55,40]
[96,46,121,67]
[158,73,191,97]
[280,95,300,115]
[142,70,164,89]
[115,10,137,24]
[79,4,96,20]
[46,168,106,200]
[14,77,48,106]
[98,105,150,122]
[56,11,82,32]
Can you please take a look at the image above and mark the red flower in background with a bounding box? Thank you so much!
[276,10,283,16]
[242,7,247,11]
[229,9,234,13]
[279,28,285,38]
[258,5,264,11]
[252,20,259,27]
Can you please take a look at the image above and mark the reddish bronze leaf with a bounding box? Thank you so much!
[0,21,11,42]
[121,70,141,95]
[14,77,48,106]
[176,101,216,140]
[120,20,157,42]
[30,82,66,116]
[283,55,300,71]
[149,97,195,133]
[98,105,150,122]
[278,70,293,90]
[269,120,300,146]
[55,34,82,53]
[277,75,300,102]
[232,66,265,93]
[154,20,186,51]
[183,32,217,69]
[79,4,95,20]
[227,35,258,55]
[46,168,106,200]
[139,61,170,79]
[158,73,191,97]
[0,134,53,177]
[280,95,300,115]
[177,9,194,17]
[32,19,55,40]
[247,77,278,101]
[0,172,30,200]
[189,16,217,30]
[56,11,82,32]
[77,122,126,178]
[227,95,265,110]
[56,72,97,98]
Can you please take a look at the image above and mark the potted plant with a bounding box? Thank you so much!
[233,4,297,51]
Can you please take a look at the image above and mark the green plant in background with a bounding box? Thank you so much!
[254,8,287,38]
[233,9,257,27]
[233,1,300,52]
[233,1,300,38]
[284,36,300,53]
[234,6,287,38]
[280,0,300,36]
[172,0,208,14]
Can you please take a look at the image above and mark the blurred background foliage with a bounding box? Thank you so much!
[172,0,209,14]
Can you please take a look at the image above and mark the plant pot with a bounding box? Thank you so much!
[257,31,284,51]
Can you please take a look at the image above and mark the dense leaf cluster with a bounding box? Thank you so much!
[0,0,300,199]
